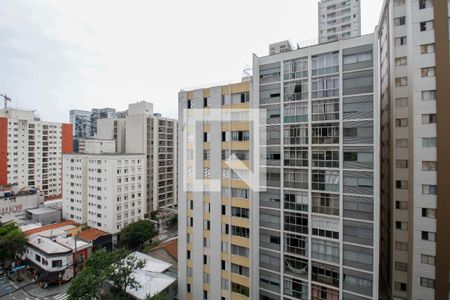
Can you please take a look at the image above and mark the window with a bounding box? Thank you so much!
[421,254,436,265]
[311,75,340,98]
[231,244,249,257]
[284,57,308,80]
[284,191,308,212]
[232,207,249,219]
[312,52,339,76]
[396,159,408,168]
[422,231,436,242]
[395,118,408,127]
[284,80,308,101]
[396,201,408,210]
[394,0,405,6]
[311,98,339,121]
[284,102,308,123]
[284,212,308,234]
[422,114,437,124]
[312,170,340,192]
[422,161,437,171]
[231,263,250,277]
[396,97,408,107]
[311,262,340,287]
[421,43,435,54]
[395,281,407,292]
[231,188,249,199]
[422,137,436,147]
[421,67,436,77]
[312,123,339,144]
[395,77,408,86]
[396,139,408,148]
[395,56,407,66]
[35,254,41,262]
[231,226,250,238]
[395,36,407,46]
[284,233,307,256]
[396,180,408,189]
[284,124,308,145]
[284,169,308,189]
[419,0,433,9]
[52,260,62,268]
[395,262,408,272]
[420,20,434,31]
[312,193,339,216]
[422,90,436,101]
[422,184,437,195]
[312,147,339,168]
[394,16,406,26]
[284,147,308,167]
[395,241,408,251]
[420,277,435,289]
[232,283,249,297]
[422,208,436,218]
[312,238,339,263]
[343,51,373,64]
[396,221,408,230]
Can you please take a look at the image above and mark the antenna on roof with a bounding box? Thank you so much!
[0,93,12,109]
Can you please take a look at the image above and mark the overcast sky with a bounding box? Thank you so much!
[0,0,383,123]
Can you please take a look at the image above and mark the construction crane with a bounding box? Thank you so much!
[0,93,12,109]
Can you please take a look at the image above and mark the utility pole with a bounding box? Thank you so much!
[0,93,12,109]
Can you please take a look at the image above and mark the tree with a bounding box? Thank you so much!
[67,248,117,300]
[118,220,157,251]
[68,248,145,299]
[109,250,145,296]
[0,223,27,268]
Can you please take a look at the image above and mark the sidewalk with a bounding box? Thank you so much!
[23,282,69,298]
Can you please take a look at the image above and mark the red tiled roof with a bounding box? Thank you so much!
[150,238,178,260]
[24,220,80,236]
[77,228,109,242]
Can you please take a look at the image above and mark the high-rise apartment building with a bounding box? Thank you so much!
[178,81,254,300]
[70,108,116,152]
[126,102,178,214]
[178,35,380,300]
[253,33,379,300]
[0,109,72,199]
[378,0,450,299]
[62,153,146,234]
[318,0,361,44]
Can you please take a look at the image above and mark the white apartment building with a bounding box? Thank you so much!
[63,153,146,234]
[0,109,72,199]
[318,0,361,44]
[252,33,379,300]
[126,102,178,213]
[77,138,116,154]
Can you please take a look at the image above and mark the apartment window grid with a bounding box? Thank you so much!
[257,46,377,299]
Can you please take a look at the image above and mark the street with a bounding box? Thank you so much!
[0,276,69,300]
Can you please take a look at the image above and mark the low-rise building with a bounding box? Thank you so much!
[124,251,177,300]
[22,221,90,283]
[0,186,44,223]
[25,207,61,225]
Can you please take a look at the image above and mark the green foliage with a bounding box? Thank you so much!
[118,220,157,251]
[68,248,145,300]
[109,251,145,295]
[0,223,27,267]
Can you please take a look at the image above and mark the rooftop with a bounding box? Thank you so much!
[77,228,110,242]
[149,237,178,261]
[125,252,176,300]
[26,207,59,215]
[23,220,80,236]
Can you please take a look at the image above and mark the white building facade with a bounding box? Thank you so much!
[253,33,380,300]
[63,153,146,234]
[0,109,72,199]
[318,0,361,44]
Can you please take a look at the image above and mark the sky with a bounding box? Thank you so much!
[0,0,383,123]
